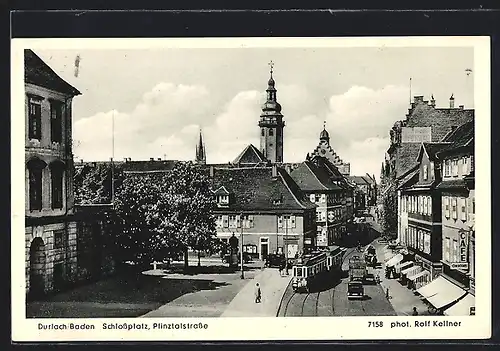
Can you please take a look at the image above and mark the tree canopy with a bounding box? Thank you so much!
[74,162,219,268]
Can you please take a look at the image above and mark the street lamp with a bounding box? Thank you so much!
[240,212,244,279]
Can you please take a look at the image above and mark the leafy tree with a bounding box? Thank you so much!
[110,162,217,270]
[74,163,124,204]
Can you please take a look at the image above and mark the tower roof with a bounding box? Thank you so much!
[232,144,268,165]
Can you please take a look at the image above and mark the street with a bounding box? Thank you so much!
[278,218,397,317]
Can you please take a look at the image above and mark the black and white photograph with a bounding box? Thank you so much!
[12,37,491,341]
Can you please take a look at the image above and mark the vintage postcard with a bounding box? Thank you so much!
[11,36,491,342]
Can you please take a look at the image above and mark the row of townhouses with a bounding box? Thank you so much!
[381,94,475,316]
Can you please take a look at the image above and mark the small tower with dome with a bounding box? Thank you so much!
[258,61,285,163]
[311,121,351,176]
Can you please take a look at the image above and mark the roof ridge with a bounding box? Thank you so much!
[278,169,307,209]
[303,161,329,190]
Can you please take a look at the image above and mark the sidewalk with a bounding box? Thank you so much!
[221,268,292,317]
[374,244,429,316]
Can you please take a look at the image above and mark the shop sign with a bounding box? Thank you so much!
[459,231,469,262]
[451,262,469,270]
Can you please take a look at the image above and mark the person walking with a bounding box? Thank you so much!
[278,262,283,276]
[412,307,418,316]
[255,283,262,303]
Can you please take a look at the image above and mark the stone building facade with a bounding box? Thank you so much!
[25,49,114,299]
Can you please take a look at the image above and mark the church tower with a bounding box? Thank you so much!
[195,129,206,165]
[259,61,285,163]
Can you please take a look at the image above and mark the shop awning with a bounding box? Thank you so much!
[401,265,421,277]
[386,253,404,267]
[395,260,413,271]
[408,270,429,281]
[444,294,475,316]
[417,276,467,308]
[384,251,394,261]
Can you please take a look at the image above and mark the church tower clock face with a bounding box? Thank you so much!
[320,149,326,155]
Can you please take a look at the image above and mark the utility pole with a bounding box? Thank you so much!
[240,213,244,279]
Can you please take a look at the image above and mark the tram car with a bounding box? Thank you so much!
[291,251,329,293]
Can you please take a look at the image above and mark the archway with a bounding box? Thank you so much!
[29,237,46,300]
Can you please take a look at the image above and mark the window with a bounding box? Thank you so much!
[462,157,468,175]
[460,198,467,221]
[423,196,428,215]
[216,215,223,228]
[269,128,274,136]
[423,164,428,181]
[51,166,64,209]
[228,215,238,228]
[423,232,431,254]
[320,194,326,203]
[419,196,423,214]
[29,167,43,211]
[50,100,63,143]
[453,239,458,262]
[472,198,475,214]
[444,197,450,218]
[54,229,65,249]
[218,195,229,205]
[444,160,451,177]
[452,197,458,219]
[452,160,459,177]
[444,237,450,262]
[315,194,321,203]
[261,129,265,137]
[241,215,254,228]
[430,162,435,179]
[470,155,475,172]
[28,97,42,140]
[310,194,315,203]
[427,196,432,215]
[222,215,229,228]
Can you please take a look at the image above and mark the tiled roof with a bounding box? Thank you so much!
[437,121,474,157]
[435,179,468,190]
[348,176,371,185]
[25,49,81,96]
[213,186,230,195]
[289,160,342,192]
[209,166,315,212]
[121,160,179,173]
[418,142,451,162]
[232,144,268,165]
[397,167,419,190]
[395,143,422,179]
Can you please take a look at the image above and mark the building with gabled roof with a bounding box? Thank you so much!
[290,158,352,246]
[310,124,351,176]
[232,144,269,166]
[208,164,317,259]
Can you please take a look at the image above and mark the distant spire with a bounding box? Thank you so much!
[195,128,206,164]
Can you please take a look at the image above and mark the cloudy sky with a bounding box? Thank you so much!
[34,46,474,181]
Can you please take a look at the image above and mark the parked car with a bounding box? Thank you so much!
[222,252,252,264]
[265,253,286,268]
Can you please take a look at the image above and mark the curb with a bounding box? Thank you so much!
[275,277,293,317]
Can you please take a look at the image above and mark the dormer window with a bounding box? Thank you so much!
[218,195,229,205]
[423,164,428,181]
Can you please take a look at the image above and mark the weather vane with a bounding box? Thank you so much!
[323,120,326,129]
[268,60,274,76]
[465,68,472,76]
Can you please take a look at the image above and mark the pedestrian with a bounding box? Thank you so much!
[412,307,418,316]
[386,287,390,300]
[255,283,261,303]
[278,263,283,276]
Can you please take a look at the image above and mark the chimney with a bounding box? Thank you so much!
[150,157,154,161]
[128,158,132,162]
[124,158,128,162]
[158,158,161,161]
[430,94,436,107]
[449,94,455,108]
[459,105,464,110]
[209,165,214,178]
[80,159,83,164]
[414,96,424,104]
[272,164,278,178]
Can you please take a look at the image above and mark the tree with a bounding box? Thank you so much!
[74,163,124,204]
[110,162,217,270]
[380,183,398,238]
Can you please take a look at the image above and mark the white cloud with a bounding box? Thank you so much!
[73,82,404,182]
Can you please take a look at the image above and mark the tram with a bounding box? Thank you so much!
[291,248,343,293]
